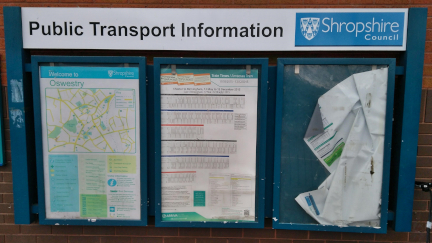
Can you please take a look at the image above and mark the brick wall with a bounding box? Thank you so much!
[0,1,430,243]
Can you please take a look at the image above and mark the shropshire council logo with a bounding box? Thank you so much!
[108,70,114,77]
[300,17,320,40]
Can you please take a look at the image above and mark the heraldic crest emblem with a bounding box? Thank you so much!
[300,17,320,40]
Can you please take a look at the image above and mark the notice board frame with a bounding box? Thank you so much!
[3,6,427,232]
[152,58,268,228]
[0,72,5,167]
[31,55,148,226]
[272,58,396,233]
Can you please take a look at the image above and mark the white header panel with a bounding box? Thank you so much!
[21,8,408,51]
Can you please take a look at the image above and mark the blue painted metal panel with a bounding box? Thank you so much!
[32,56,148,226]
[153,58,268,228]
[0,68,5,167]
[273,58,396,233]
[390,8,428,232]
[4,6,37,224]
[265,66,276,218]
[147,65,155,216]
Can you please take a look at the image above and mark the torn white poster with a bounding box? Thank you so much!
[297,68,388,227]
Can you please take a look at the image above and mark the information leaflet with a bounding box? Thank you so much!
[39,66,140,220]
[160,67,258,222]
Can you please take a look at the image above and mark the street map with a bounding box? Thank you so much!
[45,88,136,153]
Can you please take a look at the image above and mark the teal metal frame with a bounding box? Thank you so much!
[272,58,395,233]
[31,56,148,226]
[3,6,428,231]
[153,58,268,228]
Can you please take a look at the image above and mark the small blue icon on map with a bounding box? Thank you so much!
[110,207,115,212]
[108,179,117,187]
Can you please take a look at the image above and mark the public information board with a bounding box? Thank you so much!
[159,66,259,222]
[38,65,141,220]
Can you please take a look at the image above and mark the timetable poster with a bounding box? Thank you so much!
[39,66,140,220]
[160,68,258,222]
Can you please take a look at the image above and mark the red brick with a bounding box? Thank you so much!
[229,239,260,243]
[417,156,432,167]
[243,228,275,238]
[146,227,178,236]
[293,240,324,243]
[129,0,163,3]
[233,0,266,3]
[52,226,82,235]
[426,53,432,65]
[268,0,303,3]
[428,30,432,42]
[421,89,427,122]
[131,237,163,243]
[4,215,14,224]
[36,236,67,243]
[116,226,147,236]
[101,236,131,243]
[21,225,51,234]
[5,235,36,243]
[198,0,232,3]
[68,236,100,243]
[196,238,227,243]
[425,89,432,122]
[0,215,4,223]
[415,189,431,200]
[412,221,427,233]
[413,200,428,210]
[425,77,432,88]
[326,241,357,243]
[0,203,13,214]
[164,238,195,243]
[260,240,292,243]
[341,233,374,241]
[425,66,432,76]
[0,162,10,172]
[426,42,432,52]
[212,228,242,238]
[83,226,115,235]
[416,167,432,178]
[420,124,432,134]
[2,194,12,203]
[375,0,408,3]
[60,0,93,2]
[309,231,341,240]
[179,228,210,237]
[413,211,430,221]
[0,225,18,234]
[338,0,373,3]
[164,0,198,3]
[0,183,12,193]
[276,230,308,239]
[359,241,388,243]
[375,229,408,241]
[410,232,427,242]
[418,146,432,156]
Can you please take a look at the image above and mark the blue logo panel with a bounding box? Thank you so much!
[295,12,405,46]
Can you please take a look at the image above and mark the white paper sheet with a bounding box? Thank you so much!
[160,68,258,222]
[39,66,141,220]
[298,68,388,227]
